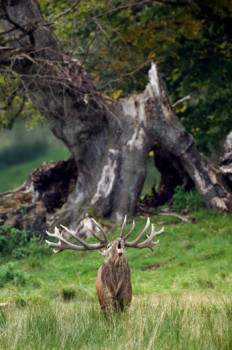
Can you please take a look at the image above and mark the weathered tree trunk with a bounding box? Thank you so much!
[219,131,232,191]
[1,0,232,230]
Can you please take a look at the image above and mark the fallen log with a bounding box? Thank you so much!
[0,157,77,236]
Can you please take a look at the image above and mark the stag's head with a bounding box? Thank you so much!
[99,238,126,266]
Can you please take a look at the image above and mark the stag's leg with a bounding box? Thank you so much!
[118,297,131,312]
[100,293,115,318]
[117,283,132,311]
[118,298,125,311]
[96,268,114,317]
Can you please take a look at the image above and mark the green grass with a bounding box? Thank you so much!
[141,156,160,196]
[0,210,232,349]
[0,296,231,350]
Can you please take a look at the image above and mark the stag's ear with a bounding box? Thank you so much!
[99,249,107,256]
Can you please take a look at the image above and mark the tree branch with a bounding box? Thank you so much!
[0,33,26,46]
[0,46,33,64]
[90,0,191,21]
[0,25,18,36]
[49,0,81,24]
[172,95,191,108]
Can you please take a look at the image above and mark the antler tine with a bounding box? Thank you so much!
[87,228,105,243]
[124,218,164,250]
[90,218,108,243]
[124,217,150,247]
[120,215,128,238]
[61,224,108,246]
[134,225,164,250]
[46,227,62,253]
[60,224,108,249]
[123,220,135,240]
[46,225,108,253]
[46,227,87,253]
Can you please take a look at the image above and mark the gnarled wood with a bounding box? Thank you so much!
[219,131,232,190]
[0,158,77,234]
[1,0,232,230]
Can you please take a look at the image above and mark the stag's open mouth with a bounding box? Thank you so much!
[117,240,124,255]
[116,238,123,254]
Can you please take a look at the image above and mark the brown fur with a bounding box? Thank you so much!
[96,240,132,317]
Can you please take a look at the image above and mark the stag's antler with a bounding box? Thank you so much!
[46,223,109,253]
[46,216,163,253]
[120,216,164,251]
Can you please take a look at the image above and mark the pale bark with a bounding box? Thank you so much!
[219,131,232,191]
[1,0,232,230]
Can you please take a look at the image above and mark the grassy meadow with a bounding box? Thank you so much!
[0,122,232,349]
[0,211,232,349]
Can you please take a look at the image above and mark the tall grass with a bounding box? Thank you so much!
[0,296,231,350]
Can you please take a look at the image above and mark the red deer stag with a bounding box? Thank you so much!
[46,216,163,317]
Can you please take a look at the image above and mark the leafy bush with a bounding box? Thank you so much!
[0,262,26,288]
[173,186,204,212]
[12,238,51,259]
[0,225,51,258]
[0,225,30,256]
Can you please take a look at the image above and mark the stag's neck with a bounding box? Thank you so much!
[102,255,131,289]
[108,254,128,267]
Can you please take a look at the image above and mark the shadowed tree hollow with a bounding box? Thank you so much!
[0,0,232,230]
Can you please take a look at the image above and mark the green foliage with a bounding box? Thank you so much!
[11,238,51,259]
[87,206,97,217]
[0,73,23,129]
[0,262,26,288]
[173,186,204,212]
[0,225,29,256]
[0,225,51,258]
[0,68,45,130]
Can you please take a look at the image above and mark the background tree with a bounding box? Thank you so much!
[37,0,232,155]
[0,0,232,231]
